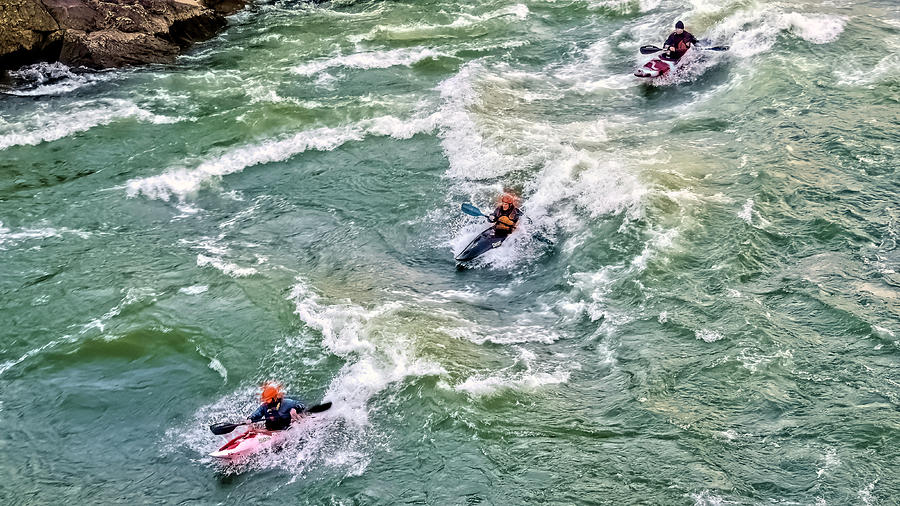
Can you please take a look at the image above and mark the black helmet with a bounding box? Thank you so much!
[675,21,684,29]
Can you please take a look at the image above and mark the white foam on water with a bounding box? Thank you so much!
[433,63,523,181]
[127,113,439,201]
[208,358,228,381]
[737,347,792,373]
[197,254,258,278]
[0,98,181,151]
[178,285,209,295]
[440,321,560,345]
[738,198,754,224]
[695,329,724,343]
[858,480,877,505]
[288,280,447,431]
[350,4,529,43]
[816,448,840,478]
[835,52,900,87]
[714,429,739,441]
[779,12,847,44]
[529,147,647,227]
[126,124,364,200]
[6,62,113,96]
[292,47,446,76]
[705,7,847,58]
[872,325,895,339]
[587,0,658,14]
[194,345,228,382]
[736,198,772,228]
[691,490,735,505]
[449,347,571,397]
[0,221,92,250]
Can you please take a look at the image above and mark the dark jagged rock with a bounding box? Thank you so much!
[0,0,246,71]
[0,0,63,69]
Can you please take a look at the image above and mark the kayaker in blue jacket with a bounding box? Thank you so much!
[663,21,699,60]
[245,383,306,431]
[487,194,521,237]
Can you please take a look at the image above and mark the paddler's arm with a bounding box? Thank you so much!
[247,404,265,424]
[663,33,676,51]
[288,399,307,421]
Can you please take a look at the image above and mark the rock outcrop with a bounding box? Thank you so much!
[0,0,246,70]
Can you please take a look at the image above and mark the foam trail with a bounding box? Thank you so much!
[288,280,444,426]
[127,125,364,200]
[0,221,92,250]
[350,4,529,42]
[0,99,180,150]
[448,347,572,397]
[705,7,847,58]
[127,114,439,201]
[293,47,445,76]
[197,254,258,278]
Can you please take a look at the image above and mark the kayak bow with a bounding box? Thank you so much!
[455,227,507,262]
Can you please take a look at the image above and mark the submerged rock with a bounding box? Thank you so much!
[0,0,247,70]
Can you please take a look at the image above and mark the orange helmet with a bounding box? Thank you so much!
[500,194,516,205]
[260,383,283,403]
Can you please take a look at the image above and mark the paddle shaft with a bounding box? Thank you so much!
[209,402,332,435]
[640,44,728,54]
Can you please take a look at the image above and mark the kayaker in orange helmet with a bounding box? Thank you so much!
[487,194,521,237]
[663,21,699,60]
[245,383,306,431]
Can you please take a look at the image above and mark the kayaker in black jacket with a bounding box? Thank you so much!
[245,383,306,431]
[487,194,520,237]
[663,21,699,60]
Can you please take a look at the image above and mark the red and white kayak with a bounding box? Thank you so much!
[208,401,332,460]
[210,427,290,460]
[634,48,690,78]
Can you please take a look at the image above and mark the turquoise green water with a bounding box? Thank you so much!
[1,0,898,503]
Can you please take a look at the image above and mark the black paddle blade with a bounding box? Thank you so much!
[640,45,663,54]
[209,422,245,435]
[306,402,332,414]
[700,45,729,51]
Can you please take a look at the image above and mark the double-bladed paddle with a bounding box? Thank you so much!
[639,44,729,54]
[209,402,333,435]
[461,202,489,218]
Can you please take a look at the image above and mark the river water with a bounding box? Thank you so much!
[1,0,898,503]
